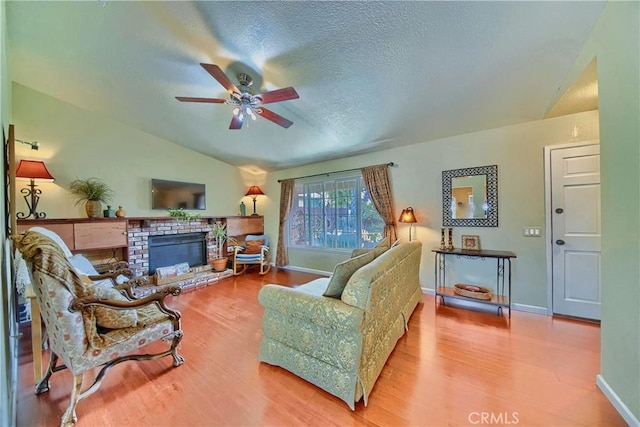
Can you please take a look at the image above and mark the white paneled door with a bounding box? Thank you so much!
[551,144,601,320]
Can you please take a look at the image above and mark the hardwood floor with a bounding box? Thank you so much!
[17,268,624,426]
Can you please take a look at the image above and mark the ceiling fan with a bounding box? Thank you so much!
[176,63,299,130]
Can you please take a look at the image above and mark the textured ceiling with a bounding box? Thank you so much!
[7,1,605,172]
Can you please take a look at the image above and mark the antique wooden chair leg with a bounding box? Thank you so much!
[171,330,185,366]
[60,373,84,427]
[35,352,59,394]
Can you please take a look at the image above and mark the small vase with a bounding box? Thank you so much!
[115,206,126,218]
[240,201,246,216]
[85,200,102,218]
[103,205,115,218]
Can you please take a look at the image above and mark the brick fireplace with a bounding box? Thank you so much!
[127,218,218,277]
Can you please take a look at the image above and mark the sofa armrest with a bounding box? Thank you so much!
[258,284,363,331]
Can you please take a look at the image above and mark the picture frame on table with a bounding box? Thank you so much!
[461,235,481,251]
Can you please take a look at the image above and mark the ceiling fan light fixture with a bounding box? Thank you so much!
[177,63,298,130]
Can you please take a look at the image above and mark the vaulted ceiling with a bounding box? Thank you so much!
[7,1,605,172]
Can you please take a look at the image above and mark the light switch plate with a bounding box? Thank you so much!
[523,227,541,237]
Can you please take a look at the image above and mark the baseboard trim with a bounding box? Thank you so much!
[280,265,331,276]
[597,375,640,426]
[421,287,435,295]
[511,303,548,315]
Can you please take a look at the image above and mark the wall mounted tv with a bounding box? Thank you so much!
[151,179,206,210]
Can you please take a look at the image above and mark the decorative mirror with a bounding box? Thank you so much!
[442,165,498,227]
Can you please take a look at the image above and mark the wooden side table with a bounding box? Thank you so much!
[24,284,43,383]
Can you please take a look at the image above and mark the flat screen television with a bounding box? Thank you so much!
[151,179,206,210]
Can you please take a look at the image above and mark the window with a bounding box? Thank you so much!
[288,175,385,250]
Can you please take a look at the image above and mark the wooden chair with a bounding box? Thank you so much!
[231,234,271,275]
[14,230,184,427]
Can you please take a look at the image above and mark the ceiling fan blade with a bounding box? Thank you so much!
[175,97,226,103]
[256,107,294,128]
[257,87,299,105]
[200,63,239,94]
[229,114,244,130]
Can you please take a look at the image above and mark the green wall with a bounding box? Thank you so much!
[455,0,640,421]
[559,1,639,422]
[265,110,600,311]
[11,83,244,219]
[0,1,16,425]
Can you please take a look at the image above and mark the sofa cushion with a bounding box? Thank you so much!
[375,237,390,248]
[350,247,388,259]
[323,251,375,298]
[85,284,138,329]
[350,236,390,258]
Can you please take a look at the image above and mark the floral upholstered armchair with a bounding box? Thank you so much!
[231,234,271,275]
[14,230,184,427]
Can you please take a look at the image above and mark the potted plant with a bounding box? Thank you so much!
[69,177,115,218]
[210,221,228,271]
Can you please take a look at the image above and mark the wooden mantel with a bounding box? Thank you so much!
[18,215,263,231]
[16,216,264,265]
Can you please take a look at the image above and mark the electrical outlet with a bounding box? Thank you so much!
[523,227,541,237]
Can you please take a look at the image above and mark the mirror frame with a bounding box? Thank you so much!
[442,164,498,227]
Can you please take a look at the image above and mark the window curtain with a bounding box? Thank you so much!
[276,179,295,266]
[361,164,397,242]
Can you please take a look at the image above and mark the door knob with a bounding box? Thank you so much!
[556,239,565,245]
[555,208,564,214]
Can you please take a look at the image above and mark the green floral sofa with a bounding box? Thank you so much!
[258,241,422,409]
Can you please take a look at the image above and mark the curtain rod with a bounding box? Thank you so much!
[277,162,395,183]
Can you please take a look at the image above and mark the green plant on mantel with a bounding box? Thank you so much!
[168,208,202,221]
[69,177,115,205]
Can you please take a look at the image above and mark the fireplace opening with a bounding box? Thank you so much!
[148,232,207,275]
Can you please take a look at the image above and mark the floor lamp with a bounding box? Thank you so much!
[398,207,417,241]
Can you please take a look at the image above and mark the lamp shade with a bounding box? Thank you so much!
[398,207,417,223]
[15,160,55,181]
[245,186,265,197]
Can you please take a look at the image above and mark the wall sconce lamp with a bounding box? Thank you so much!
[398,207,417,241]
[245,186,265,216]
[15,160,55,219]
[16,139,40,150]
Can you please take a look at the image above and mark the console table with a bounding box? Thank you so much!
[432,248,516,317]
